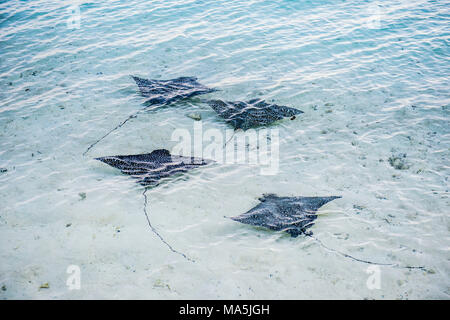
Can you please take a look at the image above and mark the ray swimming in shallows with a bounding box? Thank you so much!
[231,194,425,270]
[132,76,216,106]
[231,194,340,237]
[83,76,216,155]
[207,98,303,130]
[96,149,213,261]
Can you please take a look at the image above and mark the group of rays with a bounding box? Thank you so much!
[84,75,424,269]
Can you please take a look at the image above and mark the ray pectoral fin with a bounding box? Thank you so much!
[173,76,198,82]
[131,75,151,85]
[302,196,342,212]
[95,156,123,168]
[293,108,304,115]
[258,193,278,202]
[150,149,171,158]
[327,195,342,201]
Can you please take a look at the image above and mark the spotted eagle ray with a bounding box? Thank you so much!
[206,98,303,131]
[230,194,424,269]
[96,149,213,261]
[96,149,213,187]
[132,76,216,106]
[83,76,216,155]
[231,194,340,237]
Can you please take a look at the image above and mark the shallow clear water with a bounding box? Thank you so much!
[0,0,449,299]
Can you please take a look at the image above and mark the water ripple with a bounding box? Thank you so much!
[0,0,449,299]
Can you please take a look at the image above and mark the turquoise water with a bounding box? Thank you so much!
[0,0,449,299]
